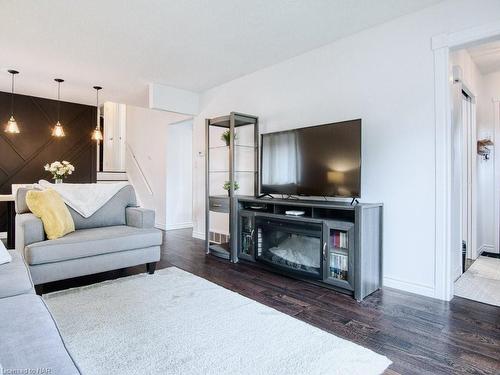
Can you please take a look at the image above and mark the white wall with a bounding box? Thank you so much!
[480,70,500,254]
[475,67,496,256]
[166,120,193,230]
[449,50,484,95]
[192,0,500,298]
[491,72,500,254]
[126,105,190,229]
[149,83,199,115]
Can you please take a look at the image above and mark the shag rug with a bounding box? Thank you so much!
[43,267,391,375]
[455,256,500,307]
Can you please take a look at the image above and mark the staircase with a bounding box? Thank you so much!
[96,171,128,184]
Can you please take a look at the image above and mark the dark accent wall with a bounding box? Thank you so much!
[0,91,97,231]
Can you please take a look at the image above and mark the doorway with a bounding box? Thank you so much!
[432,23,500,301]
[448,40,500,307]
[166,119,193,230]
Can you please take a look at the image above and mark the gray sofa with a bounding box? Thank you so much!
[0,250,80,374]
[15,185,162,285]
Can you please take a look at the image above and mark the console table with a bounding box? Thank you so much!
[235,196,383,301]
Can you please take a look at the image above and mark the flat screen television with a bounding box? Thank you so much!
[260,119,361,198]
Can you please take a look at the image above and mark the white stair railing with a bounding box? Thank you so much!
[125,142,153,196]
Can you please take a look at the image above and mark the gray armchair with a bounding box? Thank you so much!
[15,185,162,286]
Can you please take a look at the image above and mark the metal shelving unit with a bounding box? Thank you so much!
[205,112,259,262]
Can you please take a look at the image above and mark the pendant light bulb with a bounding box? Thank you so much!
[6,116,20,134]
[52,78,65,137]
[52,121,65,137]
[91,86,103,142]
[5,70,20,134]
[92,128,103,141]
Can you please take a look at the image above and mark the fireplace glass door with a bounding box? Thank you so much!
[255,217,323,279]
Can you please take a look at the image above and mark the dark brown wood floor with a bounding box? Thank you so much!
[41,229,500,375]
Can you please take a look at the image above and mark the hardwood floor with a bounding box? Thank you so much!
[41,229,500,375]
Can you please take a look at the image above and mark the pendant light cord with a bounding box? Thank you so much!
[94,86,102,129]
[57,81,61,121]
[96,89,99,128]
[10,73,15,116]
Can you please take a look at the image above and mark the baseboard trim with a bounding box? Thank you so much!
[383,276,435,298]
[165,222,194,231]
[481,251,500,258]
[478,244,495,255]
[192,230,205,240]
[155,223,166,230]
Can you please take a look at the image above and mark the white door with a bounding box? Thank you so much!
[451,84,476,281]
[461,94,474,263]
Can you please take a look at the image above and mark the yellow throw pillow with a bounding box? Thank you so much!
[26,189,75,240]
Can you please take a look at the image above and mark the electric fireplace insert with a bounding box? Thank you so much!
[255,217,323,279]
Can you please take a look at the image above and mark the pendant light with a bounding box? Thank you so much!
[91,86,103,142]
[5,69,20,134]
[52,78,65,137]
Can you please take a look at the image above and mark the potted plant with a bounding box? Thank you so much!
[44,161,75,183]
[221,130,237,146]
[223,180,239,196]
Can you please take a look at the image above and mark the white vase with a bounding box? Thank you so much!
[55,179,63,184]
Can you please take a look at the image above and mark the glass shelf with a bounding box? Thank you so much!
[331,247,349,255]
[209,170,257,173]
[209,144,257,150]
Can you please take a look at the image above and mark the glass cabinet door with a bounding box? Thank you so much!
[323,221,355,290]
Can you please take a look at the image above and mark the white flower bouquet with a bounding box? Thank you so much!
[44,161,75,182]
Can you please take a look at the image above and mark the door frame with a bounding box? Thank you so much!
[432,21,500,301]
[494,99,500,255]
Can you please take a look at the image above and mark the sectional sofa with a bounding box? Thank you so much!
[0,250,81,374]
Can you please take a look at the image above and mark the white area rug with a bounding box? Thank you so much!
[44,267,391,375]
[454,256,500,307]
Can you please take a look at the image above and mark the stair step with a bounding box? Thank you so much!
[97,171,128,181]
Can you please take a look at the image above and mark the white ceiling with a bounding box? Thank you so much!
[467,40,500,75]
[0,0,442,106]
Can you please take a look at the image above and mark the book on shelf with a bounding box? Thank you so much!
[330,230,348,249]
[329,252,348,280]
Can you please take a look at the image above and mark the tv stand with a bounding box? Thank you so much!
[235,196,383,301]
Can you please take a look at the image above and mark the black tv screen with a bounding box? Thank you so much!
[260,119,361,198]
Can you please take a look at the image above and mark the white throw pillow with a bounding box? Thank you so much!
[0,240,12,265]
